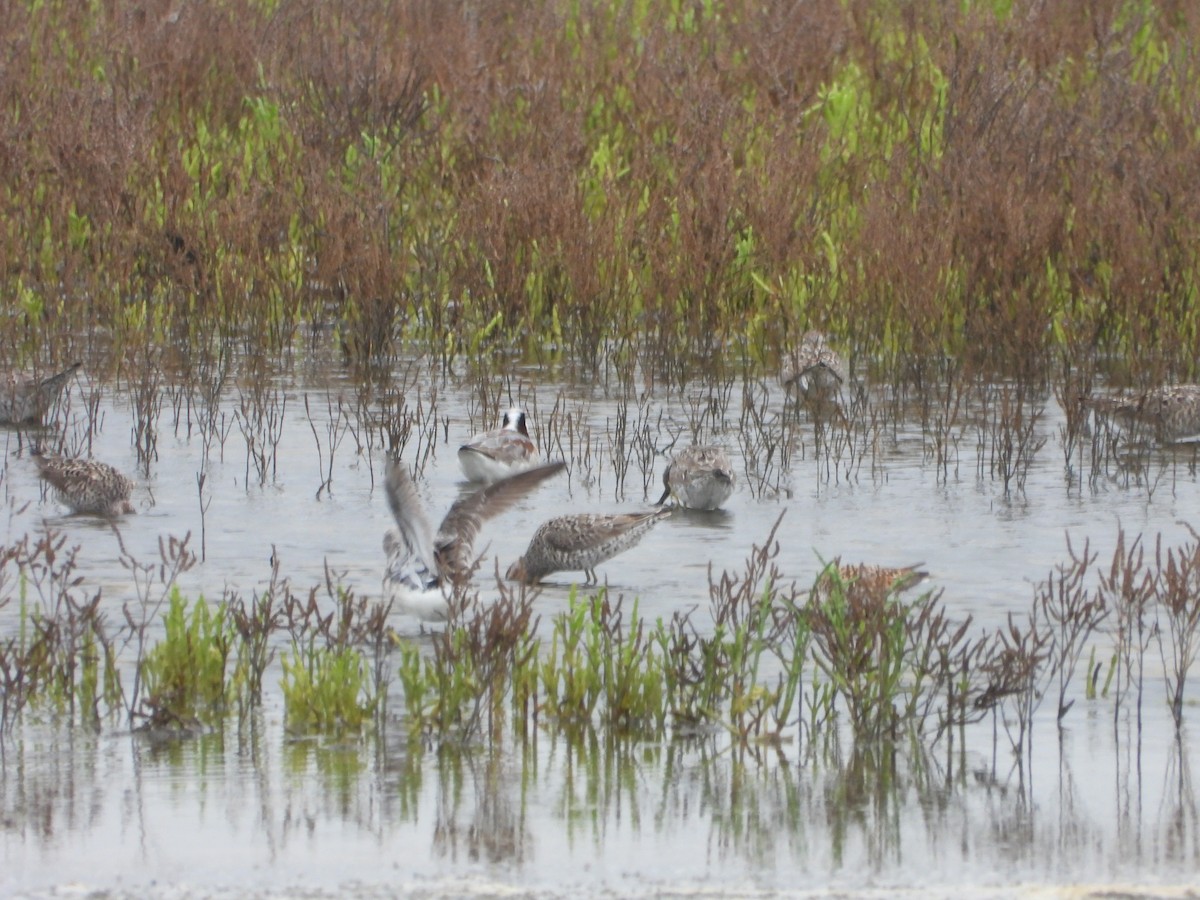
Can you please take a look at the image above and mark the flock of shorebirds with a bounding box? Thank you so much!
[7,333,1200,626]
[379,332,856,622]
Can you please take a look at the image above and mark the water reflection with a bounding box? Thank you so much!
[431,748,531,866]
[3,706,1200,894]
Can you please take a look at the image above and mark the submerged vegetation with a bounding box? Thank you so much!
[1,0,1199,385]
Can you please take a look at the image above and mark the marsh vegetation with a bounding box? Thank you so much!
[3,0,1200,383]
[4,0,1200,895]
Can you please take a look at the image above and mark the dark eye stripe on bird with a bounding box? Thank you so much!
[457,406,540,484]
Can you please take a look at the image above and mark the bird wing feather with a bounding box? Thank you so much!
[435,460,567,581]
[540,513,634,552]
[384,460,438,576]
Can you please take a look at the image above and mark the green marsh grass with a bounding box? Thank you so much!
[137,590,234,729]
[225,553,288,711]
[394,579,539,744]
[119,532,198,727]
[273,561,393,736]
[807,561,918,741]
[281,643,377,736]
[539,589,667,737]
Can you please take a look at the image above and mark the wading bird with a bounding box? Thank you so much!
[1083,383,1200,444]
[383,459,566,622]
[656,445,735,511]
[458,407,540,483]
[32,449,135,516]
[506,508,671,585]
[781,331,847,402]
[813,560,930,602]
[1,362,81,425]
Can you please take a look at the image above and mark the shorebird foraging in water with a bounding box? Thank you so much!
[458,407,540,483]
[505,507,671,585]
[812,560,930,602]
[780,331,847,403]
[32,449,135,516]
[1082,384,1200,444]
[0,362,81,425]
[656,445,735,511]
[383,459,566,622]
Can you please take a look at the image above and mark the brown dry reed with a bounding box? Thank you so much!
[2,1,1200,387]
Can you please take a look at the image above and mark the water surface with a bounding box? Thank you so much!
[1,361,1198,898]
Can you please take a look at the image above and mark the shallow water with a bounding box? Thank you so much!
[2,360,1199,898]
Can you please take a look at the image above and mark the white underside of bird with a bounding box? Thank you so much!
[457,444,537,484]
[457,408,539,483]
[383,539,451,621]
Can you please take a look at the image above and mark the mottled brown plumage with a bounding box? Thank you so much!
[33,450,135,516]
[656,445,735,510]
[813,560,930,601]
[383,459,566,621]
[780,331,847,401]
[1083,384,1200,444]
[506,508,671,585]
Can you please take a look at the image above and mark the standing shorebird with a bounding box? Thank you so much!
[781,331,847,402]
[32,449,136,516]
[458,407,540,483]
[813,560,930,602]
[383,459,566,622]
[0,363,81,425]
[1082,384,1200,444]
[505,507,671,585]
[656,445,736,511]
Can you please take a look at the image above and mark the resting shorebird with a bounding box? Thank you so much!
[780,331,847,401]
[458,407,540,483]
[0,363,81,425]
[505,508,671,585]
[32,449,135,516]
[383,459,566,622]
[656,445,735,510]
[1083,384,1200,444]
[813,560,929,602]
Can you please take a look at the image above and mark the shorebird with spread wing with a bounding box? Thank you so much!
[383,459,566,622]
